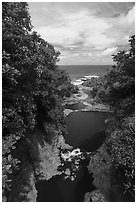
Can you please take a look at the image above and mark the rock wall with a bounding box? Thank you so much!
[87,144,112,202]
[6,125,72,202]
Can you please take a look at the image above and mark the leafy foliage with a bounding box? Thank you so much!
[103,36,135,201]
[2,2,75,199]
[106,115,135,200]
[85,36,135,201]
[92,36,135,115]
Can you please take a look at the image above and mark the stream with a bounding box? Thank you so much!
[36,100,108,202]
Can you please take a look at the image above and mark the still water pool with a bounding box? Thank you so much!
[65,111,107,151]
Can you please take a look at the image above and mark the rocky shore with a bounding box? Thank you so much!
[64,83,111,117]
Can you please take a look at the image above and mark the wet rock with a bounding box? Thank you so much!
[61,148,82,161]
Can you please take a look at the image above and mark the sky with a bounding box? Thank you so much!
[28,2,135,65]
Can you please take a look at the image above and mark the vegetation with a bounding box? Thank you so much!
[2,2,135,202]
[87,36,135,201]
[85,36,135,113]
[2,2,75,200]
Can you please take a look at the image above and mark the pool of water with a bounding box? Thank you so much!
[36,159,95,202]
[65,111,107,151]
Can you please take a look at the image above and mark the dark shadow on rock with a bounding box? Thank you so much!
[65,102,86,110]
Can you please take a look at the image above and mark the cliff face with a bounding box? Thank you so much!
[87,145,112,201]
[87,116,135,202]
[26,129,62,181]
[6,124,72,202]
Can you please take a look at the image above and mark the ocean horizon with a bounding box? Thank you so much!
[59,65,112,83]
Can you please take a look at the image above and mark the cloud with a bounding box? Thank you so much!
[29,2,135,65]
[106,6,135,41]
[102,47,117,56]
[118,5,135,26]
[36,10,115,50]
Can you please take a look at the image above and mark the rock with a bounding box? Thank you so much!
[6,127,69,201]
[64,109,74,117]
[57,135,73,150]
[84,190,107,202]
[61,148,82,161]
[84,192,91,202]
[88,145,112,201]
[90,189,107,202]
[65,169,71,176]
[27,130,64,181]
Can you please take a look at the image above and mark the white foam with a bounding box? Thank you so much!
[84,75,99,78]
[72,75,100,86]
[73,80,83,86]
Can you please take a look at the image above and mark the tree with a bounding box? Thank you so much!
[99,35,135,116]
[88,36,135,201]
[103,36,135,201]
[2,2,75,199]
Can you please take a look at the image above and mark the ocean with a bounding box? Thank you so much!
[59,65,112,85]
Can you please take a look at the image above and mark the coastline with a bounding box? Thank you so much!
[72,75,99,86]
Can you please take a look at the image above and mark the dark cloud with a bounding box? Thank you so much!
[95,2,134,18]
